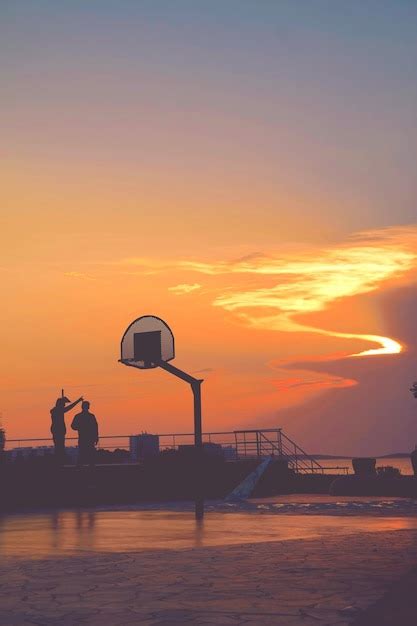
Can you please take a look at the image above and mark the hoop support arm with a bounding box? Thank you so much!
[157,360,203,386]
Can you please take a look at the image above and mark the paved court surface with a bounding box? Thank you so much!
[1,526,417,625]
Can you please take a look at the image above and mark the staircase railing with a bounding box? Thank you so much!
[234,428,329,474]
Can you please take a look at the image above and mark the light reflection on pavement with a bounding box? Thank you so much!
[2,507,417,558]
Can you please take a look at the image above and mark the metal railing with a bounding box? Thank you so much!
[4,428,349,474]
[233,429,349,474]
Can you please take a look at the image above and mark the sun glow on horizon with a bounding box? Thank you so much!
[335,333,402,357]
[308,329,403,358]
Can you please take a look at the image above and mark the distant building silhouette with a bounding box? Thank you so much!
[0,427,5,454]
[129,434,159,461]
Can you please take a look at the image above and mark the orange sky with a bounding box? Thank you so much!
[2,2,417,454]
[1,211,417,450]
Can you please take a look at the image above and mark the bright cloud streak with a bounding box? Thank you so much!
[320,331,402,357]
[210,230,417,356]
[114,226,417,357]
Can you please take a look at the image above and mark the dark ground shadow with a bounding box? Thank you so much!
[353,565,417,626]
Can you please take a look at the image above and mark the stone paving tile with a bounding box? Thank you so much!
[1,530,417,625]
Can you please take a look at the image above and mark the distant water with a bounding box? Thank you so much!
[318,456,413,475]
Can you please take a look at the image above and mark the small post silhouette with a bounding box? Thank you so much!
[409,382,417,476]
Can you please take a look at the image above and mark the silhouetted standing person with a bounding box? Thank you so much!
[71,401,99,468]
[50,395,83,464]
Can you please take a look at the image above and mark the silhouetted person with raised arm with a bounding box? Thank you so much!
[50,395,83,464]
[71,401,99,468]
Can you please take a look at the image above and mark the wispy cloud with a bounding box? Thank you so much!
[209,226,417,356]
[168,283,201,295]
[95,225,417,358]
[273,375,357,391]
[64,271,95,281]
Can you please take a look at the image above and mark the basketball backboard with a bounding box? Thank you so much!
[120,315,175,369]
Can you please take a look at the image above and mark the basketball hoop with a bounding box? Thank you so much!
[119,315,204,519]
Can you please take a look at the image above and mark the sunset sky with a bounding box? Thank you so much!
[2,1,417,454]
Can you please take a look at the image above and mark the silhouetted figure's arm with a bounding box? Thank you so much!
[71,415,80,431]
[64,397,83,413]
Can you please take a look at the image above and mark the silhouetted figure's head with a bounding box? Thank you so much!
[82,401,90,411]
[55,397,70,408]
